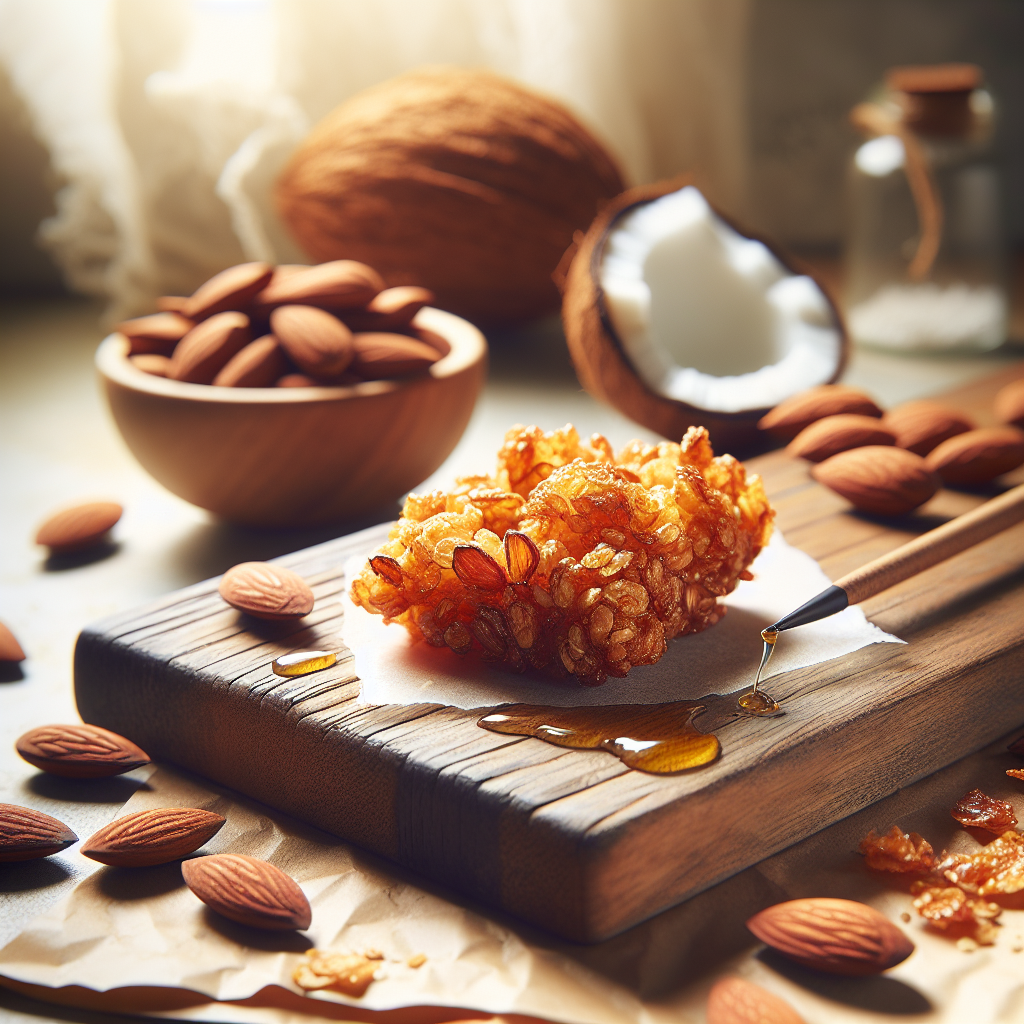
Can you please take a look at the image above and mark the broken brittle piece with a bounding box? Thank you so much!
[911,881,1001,945]
[950,788,1018,833]
[351,424,773,685]
[860,826,936,874]
[293,950,380,997]
[1007,769,1024,782]
[939,831,1024,896]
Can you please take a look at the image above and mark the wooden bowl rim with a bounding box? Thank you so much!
[96,306,486,405]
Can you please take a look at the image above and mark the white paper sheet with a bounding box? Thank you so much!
[346,530,904,709]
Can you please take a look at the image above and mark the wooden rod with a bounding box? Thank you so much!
[835,484,1024,606]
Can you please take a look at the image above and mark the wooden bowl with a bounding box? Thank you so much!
[97,307,487,527]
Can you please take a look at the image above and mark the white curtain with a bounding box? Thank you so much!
[0,0,751,320]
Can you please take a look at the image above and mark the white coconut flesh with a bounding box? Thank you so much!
[599,186,842,414]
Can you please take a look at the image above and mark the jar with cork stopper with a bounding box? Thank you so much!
[844,63,1007,351]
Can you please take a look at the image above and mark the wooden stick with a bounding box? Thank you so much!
[771,484,1024,632]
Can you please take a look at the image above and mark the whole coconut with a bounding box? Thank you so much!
[275,68,624,326]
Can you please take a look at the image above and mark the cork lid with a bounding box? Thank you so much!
[885,63,983,137]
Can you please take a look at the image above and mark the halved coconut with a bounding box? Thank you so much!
[561,179,848,453]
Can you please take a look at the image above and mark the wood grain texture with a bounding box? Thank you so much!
[74,367,1024,942]
[96,307,487,527]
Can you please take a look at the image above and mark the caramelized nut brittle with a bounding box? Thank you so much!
[951,788,1018,833]
[293,949,379,997]
[1007,768,1024,782]
[351,424,774,684]
[911,881,1001,944]
[860,826,936,874]
[939,831,1024,896]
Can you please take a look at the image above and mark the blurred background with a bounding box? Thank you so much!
[1,0,1021,321]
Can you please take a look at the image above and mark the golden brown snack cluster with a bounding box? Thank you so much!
[351,424,773,685]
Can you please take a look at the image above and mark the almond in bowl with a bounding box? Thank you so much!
[99,262,486,527]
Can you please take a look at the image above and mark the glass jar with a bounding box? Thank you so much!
[844,64,1007,351]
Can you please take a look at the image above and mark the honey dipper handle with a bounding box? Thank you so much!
[834,484,1024,606]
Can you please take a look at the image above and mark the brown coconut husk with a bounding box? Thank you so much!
[560,177,848,456]
[275,68,624,327]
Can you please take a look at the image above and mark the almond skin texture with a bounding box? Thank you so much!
[254,260,384,312]
[883,400,974,456]
[183,261,273,321]
[758,386,883,440]
[81,807,226,866]
[0,621,26,662]
[349,333,440,379]
[706,977,805,1024]
[270,305,354,377]
[339,286,434,332]
[115,312,194,355]
[182,853,311,930]
[747,898,914,976]
[35,501,122,553]
[16,723,150,778]
[813,446,940,516]
[212,336,289,388]
[0,804,78,863]
[156,295,190,314]
[218,562,314,620]
[925,426,1024,484]
[788,414,896,463]
[168,312,252,384]
[994,378,1024,429]
[130,353,172,377]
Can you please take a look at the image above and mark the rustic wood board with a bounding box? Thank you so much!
[74,366,1024,943]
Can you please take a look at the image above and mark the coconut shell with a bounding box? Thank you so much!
[276,68,624,327]
[561,177,848,455]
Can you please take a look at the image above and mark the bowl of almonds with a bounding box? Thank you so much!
[97,260,487,526]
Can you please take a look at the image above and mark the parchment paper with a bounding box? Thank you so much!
[1,740,1022,1024]
[349,530,904,708]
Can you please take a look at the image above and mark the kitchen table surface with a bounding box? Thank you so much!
[1,292,1022,1024]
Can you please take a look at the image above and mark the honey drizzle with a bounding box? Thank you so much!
[478,701,719,774]
[737,628,780,715]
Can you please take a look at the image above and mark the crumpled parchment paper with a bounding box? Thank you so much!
[349,530,904,708]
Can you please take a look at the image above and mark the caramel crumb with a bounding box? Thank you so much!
[939,830,1024,895]
[860,825,936,873]
[1007,768,1024,782]
[950,788,1018,833]
[363,948,385,960]
[293,950,379,998]
[956,936,978,953]
[900,911,911,923]
[407,953,427,969]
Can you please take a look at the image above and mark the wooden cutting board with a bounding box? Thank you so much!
[74,367,1024,943]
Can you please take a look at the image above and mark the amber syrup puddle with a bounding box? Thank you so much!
[737,628,780,716]
[272,650,337,677]
[478,701,718,774]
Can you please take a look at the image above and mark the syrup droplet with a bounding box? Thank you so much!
[478,701,718,774]
[736,627,782,716]
[272,650,337,677]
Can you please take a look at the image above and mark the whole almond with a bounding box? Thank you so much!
[410,325,451,357]
[0,804,78,863]
[339,285,434,332]
[254,260,384,311]
[35,501,123,553]
[0,621,26,662]
[212,335,290,388]
[994,378,1024,429]
[350,332,441,379]
[81,807,226,866]
[706,977,805,1024]
[115,312,194,355]
[758,386,883,440]
[788,414,896,463]
[168,312,251,384]
[130,353,172,377]
[813,446,939,516]
[182,853,311,930]
[183,262,273,321]
[16,723,150,778]
[218,561,314,619]
[746,898,913,976]
[925,426,1024,484]
[883,400,974,456]
[270,305,354,377]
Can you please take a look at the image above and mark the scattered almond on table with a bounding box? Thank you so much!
[0,621,26,663]
[81,807,226,866]
[0,804,78,863]
[218,562,315,620]
[811,446,940,516]
[182,854,311,931]
[115,260,441,389]
[35,501,123,553]
[706,976,805,1024]
[16,723,150,778]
